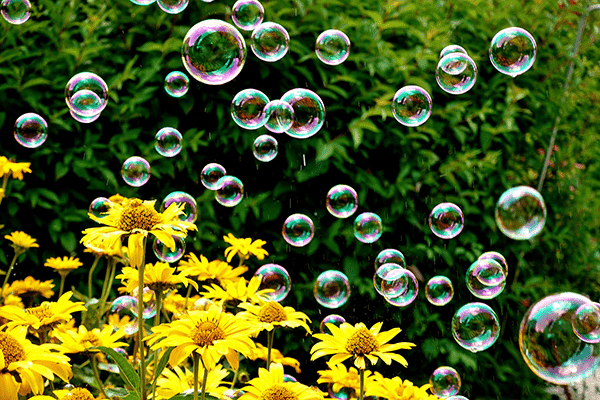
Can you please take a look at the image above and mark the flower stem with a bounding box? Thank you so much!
[99,257,117,315]
[58,275,66,298]
[0,252,18,301]
[193,352,200,400]
[0,174,9,207]
[137,237,148,400]
[90,355,109,399]
[200,358,209,400]
[359,368,365,400]
[183,283,193,310]
[229,367,240,389]
[266,329,275,370]
[87,255,101,299]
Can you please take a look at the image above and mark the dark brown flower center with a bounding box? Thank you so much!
[345,327,379,356]
[258,301,286,323]
[191,321,225,347]
[260,385,298,400]
[0,332,26,369]
[117,199,162,231]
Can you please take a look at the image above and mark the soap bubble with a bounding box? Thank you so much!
[353,212,383,243]
[429,203,464,239]
[489,27,537,77]
[314,270,350,309]
[315,29,350,65]
[130,0,156,5]
[478,251,508,275]
[231,89,269,129]
[374,249,406,270]
[465,259,506,300]
[69,109,100,124]
[182,19,246,85]
[495,186,546,240]
[70,90,102,117]
[232,0,264,31]
[223,390,245,400]
[373,263,404,296]
[255,264,291,302]
[391,86,432,127]
[383,269,418,307]
[201,163,226,190]
[89,197,113,219]
[264,100,294,133]
[251,22,290,62]
[430,366,461,398]
[572,302,600,343]
[452,302,500,353]
[328,384,355,400]
[153,235,186,263]
[280,88,325,139]
[193,298,214,311]
[121,157,150,187]
[155,127,183,157]
[110,295,156,335]
[157,0,188,14]
[164,71,189,98]
[65,72,109,114]
[161,191,198,223]
[426,276,454,306]
[320,314,345,334]
[283,374,297,383]
[436,53,477,95]
[381,267,410,299]
[14,113,48,148]
[215,176,244,207]
[253,134,278,162]
[1,0,31,24]
[326,185,358,218]
[282,214,314,247]
[446,396,469,400]
[439,44,468,60]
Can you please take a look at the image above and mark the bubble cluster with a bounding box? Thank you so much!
[14,113,48,148]
[353,212,383,243]
[439,44,467,59]
[253,134,278,162]
[280,89,326,139]
[436,52,477,95]
[320,314,346,334]
[121,156,151,187]
[251,22,290,62]
[264,100,295,133]
[426,276,454,306]
[157,0,188,14]
[465,259,506,300]
[315,30,350,65]
[152,235,186,263]
[478,251,508,275]
[65,72,109,122]
[215,176,244,207]
[452,302,500,353]
[70,90,102,117]
[201,163,227,190]
[89,197,113,219]
[232,0,264,31]
[391,86,432,127]
[282,214,315,247]
[430,366,461,398]
[255,264,291,302]
[572,302,600,343]
[231,89,269,129]
[314,270,350,309]
[373,263,404,296]
[490,27,537,77]
[374,249,406,270]
[164,71,190,97]
[110,295,156,335]
[1,0,31,24]
[384,269,418,307]
[155,127,183,157]
[429,203,464,239]
[495,186,546,240]
[326,185,358,218]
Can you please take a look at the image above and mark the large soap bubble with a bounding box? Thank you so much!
[232,0,264,31]
[452,302,500,353]
[1,0,31,24]
[495,186,546,240]
[314,270,350,309]
[251,22,290,62]
[255,264,291,302]
[489,27,537,77]
[315,29,350,65]
[231,89,269,129]
[391,86,432,127]
[280,88,325,139]
[436,52,477,95]
[14,113,48,148]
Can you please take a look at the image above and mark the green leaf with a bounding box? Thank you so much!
[92,346,141,396]
[153,347,174,385]
[59,231,77,252]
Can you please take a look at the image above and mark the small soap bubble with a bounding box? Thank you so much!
[381,267,410,299]
[255,264,291,302]
[253,134,278,162]
[478,251,508,275]
[373,263,404,296]
[89,197,113,218]
[384,269,418,307]
[201,163,227,190]
[452,302,500,353]
[495,186,546,240]
[426,276,454,306]
[14,113,48,148]
[155,127,183,157]
[110,295,156,335]
[1,0,31,24]
[392,85,432,127]
[130,0,156,5]
[63,383,75,391]
[157,0,188,14]
[231,89,269,130]
[69,109,100,124]
[161,191,198,223]
[232,0,264,31]
[315,29,350,65]
[320,314,345,334]
[164,71,189,98]
[374,249,406,270]
[280,88,326,139]
[70,89,103,117]
[182,19,246,85]
[328,384,355,400]
[490,27,537,77]
[465,259,506,300]
[251,22,290,62]
[193,298,214,311]
[264,100,294,133]
[223,390,244,400]
[326,185,358,218]
[283,374,297,383]
[430,366,461,398]
[282,213,315,247]
[152,235,186,263]
[436,53,477,95]
[572,302,600,343]
[439,44,468,59]
[215,176,244,207]
[429,203,464,239]
[65,72,109,114]
[314,270,350,309]
[353,212,383,243]
[121,156,150,187]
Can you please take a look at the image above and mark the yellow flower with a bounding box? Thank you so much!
[223,233,269,263]
[84,239,123,258]
[248,343,302,374]
[116,262,199,293]
[239,363,322,400]
[155,364,230,399]
[200,276,272,306]
[0,157,32,181]
[6,277,54,300]
[366,373,440,400]
[53,324,128,354]
[237,300,311,334]
[44,256,83,272]
[29,387,96,400]
[179,253,247,286]
[108,193,129,205]
[310,322,415,370]
[317,362,375,395]
[4,231,39,255]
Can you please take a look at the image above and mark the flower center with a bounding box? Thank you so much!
[117,199,162,231]
[62,388,95,400]
[0,332,26,368]
[345,327,379,356]
[26,303,52,320]
[191,321,225,347]
[260,385,298,400]
[258,302,287,323]
[81,332,101,347]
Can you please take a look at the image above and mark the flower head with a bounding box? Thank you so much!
[200,276,272,306]
[367,373,440,400]
[4,231,38,256]
[239,363,322,400]
[317,362,375,395]
[237,300,311,335]
[179,253,247,286]
[6,277,54,300]
[223,233,269,263]
[53,324,128,354]
[155,364,230,399]
[0,157,32,181]
[116,262,199,293]
[44,256,83,274]
[248,343,302,374]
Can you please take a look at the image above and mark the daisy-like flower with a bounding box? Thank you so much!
[4,231,39,254]
[240,363,322,400]
[44,256,83,274]
[223,233,269,263]
[317,362,375,395]
[237,300,311,334]
[248,343,302,374]
[116,262,199,293]
[179,253,247,286]
[83,238,123,258]
[6,277,54,300]
[161,292,203,315]
[0,157,32,181]
[28,387,96,400]
[53,324,128,354]
[366,373,440,400]
[155,364,230,399]
[310,322,415,370]
[200,276,272,306]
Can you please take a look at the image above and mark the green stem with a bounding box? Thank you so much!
[229,367,239,389]
[153,289,163,327]
[266,329,275,370]
[0,252,19,301]
[183,283,193,310]
[0,173,9,207]
[193,352,200,400]
[359,368,365,400]
[99,258,113,303]
[58,275,66,298]
[87,255,101,299]
[90,355,109,399]
[151,347,161,400]
[137,237,148,400]
[99,258,117,315]
[200,357,209,400]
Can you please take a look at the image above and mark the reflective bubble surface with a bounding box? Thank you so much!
[320,314,346,334]
[314,270,351,309]
[69,109,100,124]
[490,27,537,77]
[152,235,186,263]
[65,72,109,114]
[215,175,244,206]
[429,203,464,239]
[436,53,477,95]
[326,185,358,218]
[374,249,406,270]
[251,22,290,62]
[201,163,226,190]
[164,71,190,97]
[572,302,600,343]
[253,134,278,162]
[282,214,314,247]
[495,186,546,240]
[1,0,31,24]
[157,0,188,14]
[155,127,183,157]
[383,269,418,307]
[452,302,500,353]
[465,259,506,300]
[328,384,355,400]
[14,113,48,148]
[280,88,325,139]
[232,0,264,31]
[392,86,432,127]
[478,251,508,276]
[426,276,454,306]
[430,366,461,398]
[160,191,198,223]
[70,89,102,117]
[353,212,383,243]
[231,89,269,129]
[255,264,291,302]
[315,29,350,65]
[89,197,113,219]
[264,100,294,133]
[439,44,468,59]
[121,156,150,187]
[373,263,404,296]
[110,295,156,335]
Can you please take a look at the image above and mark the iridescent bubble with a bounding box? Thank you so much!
[193,298,214,311]
[231,89,269,129]
[130,0,156,5]
[353,212,383,243]
[264,100,294,133]
[490,27,537,77]
[374,249,406,270]
[89,197,113,219]
[495,186,546,240]
[14,113,48,148]
[373,263,404,296]
[121,156,151,187]
[381,267,410,299]
[439,44,468,60]
[328,384,355,400]
[1,0,31,24]
[452,302,500,353]
[152,235,186,263]
[69,109,100,124]
[223,390,245,400]
[384,269,418,307]
[69,89,102,117]
[314,270,350,309]
[251,22,290,62]
[572,302,600,343]
[320,314,346,334]
[164,71,189,98]
[110,295,156,335]
[478,251,508,276]
[157,0,188,14]
[315,29,350,66]
[392,86,432,127]
[160,191,198,223]
[255,264,291,302]
[65,72,109,114]
[429,203,464,239]
[430,366,461,398]
[182,19,246,85]
[253,134,278,162]
[155,127,183,157]
[326,185,358,218]
[215,176,244,207]
[446,397,469,400]
[280,88,326,139]
[201,163,227,190]
[465,259,506,300]
[282,214,315,247]
[426,276,454,306]
[283,374,297,383]
[436,53,477,95]
[232,0,264,31]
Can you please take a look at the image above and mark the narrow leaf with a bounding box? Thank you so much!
[93,346,141,396]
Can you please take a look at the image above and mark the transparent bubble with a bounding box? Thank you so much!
[384,269,418,307]
[495,186,546,240]
[182,19,246,85]
[326,185,358,218]
[121,156,151,187]
[280,88,326,139]
[1,0,31,24]
[231,89,269,129]
[353,212,383,243]
[110,295,156,335]
[14,113,48,148]
[373,263,404,296]
[264,100,294,133]
[426,276,454,306]
[155,127,183,157]
[63,383,75,391]
[439,44,468,60]
[251,22,290,62]
[374,249,406,270]
[381,267,410,299]
[489,27,537,77]
[328,384,355,400]
[392,85,432,127]
[572,302,600,343]
[232,0,264,31]
[255,264,291,302]
[152,235,186,263]
[160,191,198,223]
[215,176,244,207]
[436,53,477,95]
[283,374,297,383]
[477,251,508,276]
[223,390,245,400]
[430,366,461,398]
[446,396,469,400]
[452,302,500,353]
[89,197,113,218]
[315,29,350,65]
[314,270,350,309]
[282,213,315,247]
[253,134,278,162]
[164,71,190,98]
[320,314,346,334]
[201,163,227,190]
[429,203,464,239]
[70,89,102,117]
[69,108,101,124]
[157,0,188,14]
[193,298,214,311]
[130,0,156,5]
[65,72,109,114]
[465,259,506,300]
